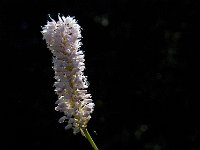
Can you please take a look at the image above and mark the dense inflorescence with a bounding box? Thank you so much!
[41,15,94,134]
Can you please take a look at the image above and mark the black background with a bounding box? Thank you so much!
[1,0,200,149]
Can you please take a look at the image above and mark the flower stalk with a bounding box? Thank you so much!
[81,128,99,150]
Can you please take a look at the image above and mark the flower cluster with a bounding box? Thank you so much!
[41,15,94,134]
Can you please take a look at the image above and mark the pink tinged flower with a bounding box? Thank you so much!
[41,14,94,134]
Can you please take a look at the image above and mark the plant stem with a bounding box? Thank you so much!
[81,128,99,150]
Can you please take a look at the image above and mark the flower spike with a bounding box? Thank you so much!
[41,14,95,134]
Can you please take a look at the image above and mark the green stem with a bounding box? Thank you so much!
[81,128,99,150]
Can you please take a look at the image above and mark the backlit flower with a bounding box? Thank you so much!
[41,14,94,134]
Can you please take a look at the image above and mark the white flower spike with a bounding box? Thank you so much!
[41,14,95,134]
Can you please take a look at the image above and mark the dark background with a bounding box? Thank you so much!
[1,0,200,149]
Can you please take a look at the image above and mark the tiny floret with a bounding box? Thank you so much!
[41,14,94,134]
